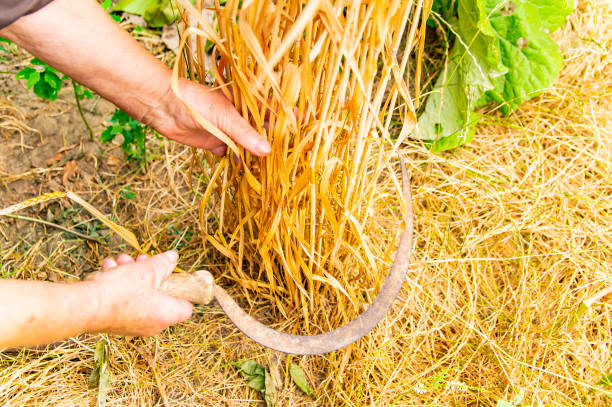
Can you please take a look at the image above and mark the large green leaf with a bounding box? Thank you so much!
[113,0,179,27]
[143,0,178,27]
[477,0,574,114]
[416,0,573,151]
[112,0,154,15]
[416,0,506,149]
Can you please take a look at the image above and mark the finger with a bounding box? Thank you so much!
[211,144,227,157]
[116,253,134,265]
[136,254,149,262]
[216,98,270,157]
[145,251,179,287]
[156,294,193,326]
[101,257,117,269]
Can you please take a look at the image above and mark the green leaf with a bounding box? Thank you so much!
[15,67,36,78]
[496,400,513,407]
[264,369,276,407]
[417,0,573,150]
[120,186,136,200]
[43,71,62,89]
[289,363,313,396]
[113,0,179,26]
[113,0,155,15]
[98,367,110,407]
[31,58,58,73]
[598,372,612,388]
[416,0,506,148]
[514,389,525,404]
[143,0,179,27]
[232,360,275,405]
[89,366,101,388]
[101,109,148,162]
[90,340,109,406]
[428,368,448,390]
[113,0,154,16]
[101,0,113,11]
[477,0,574,114]
[26,71,42,91]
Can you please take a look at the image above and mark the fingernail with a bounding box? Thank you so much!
[255,140,271,155]
[164,250,178,262]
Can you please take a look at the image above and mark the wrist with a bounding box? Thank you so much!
[76,280,111,333]
[113,66,176,129]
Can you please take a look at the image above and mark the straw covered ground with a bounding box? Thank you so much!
[1,0,611,405]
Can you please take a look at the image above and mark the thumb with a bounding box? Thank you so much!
[156,293,193,326]
[145,251,179,288]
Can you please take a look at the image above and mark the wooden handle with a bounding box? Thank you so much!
[160,270,215,305]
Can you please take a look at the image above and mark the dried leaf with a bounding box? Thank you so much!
[67,191,142,251]
[62,160,79,185]
[46,152,63,166]
[105,155,122,168]
[57,143,78,154]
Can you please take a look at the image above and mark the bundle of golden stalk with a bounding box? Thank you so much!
[173,0,428,328]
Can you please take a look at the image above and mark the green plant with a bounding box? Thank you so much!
[101,109,149,163]
[0,37,13,62]
[101,0,122,22]
[120,186,136,200]
[112,0,179,27]
[417,0,574,151]
[15,58,64,101]
[14,57,95,139]
[232,360,275,407]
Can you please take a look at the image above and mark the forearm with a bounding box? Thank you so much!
[0,279,100,348]
[0,0,171,125]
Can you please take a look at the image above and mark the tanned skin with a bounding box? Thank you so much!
[0,0,270,349]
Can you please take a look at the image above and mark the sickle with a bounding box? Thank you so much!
[3,161,412,355]
[159,161,413,355]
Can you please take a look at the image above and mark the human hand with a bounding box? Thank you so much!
[86,251,193,337]
[149,77,271,157]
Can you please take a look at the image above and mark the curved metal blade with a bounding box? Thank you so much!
[214,161,414,355]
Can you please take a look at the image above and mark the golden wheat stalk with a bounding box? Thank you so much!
[174,0,425,329]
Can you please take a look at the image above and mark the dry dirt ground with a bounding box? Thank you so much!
[1,1,611,406]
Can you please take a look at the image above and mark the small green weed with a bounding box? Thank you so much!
[101,109,149,163]
[232,360,276,407]
[120,186,136,200]
[0,37,14,61]
[16,58,63,101]
[14,57,95,139]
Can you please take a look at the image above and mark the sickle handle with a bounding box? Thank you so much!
[160,270,215,305]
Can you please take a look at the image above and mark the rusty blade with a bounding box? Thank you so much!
[214,160,414,355]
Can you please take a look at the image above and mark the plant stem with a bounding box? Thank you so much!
[3,213,103,243]
[72,79,94,141]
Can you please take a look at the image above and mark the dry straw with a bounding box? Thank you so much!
[172,0,427,327]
